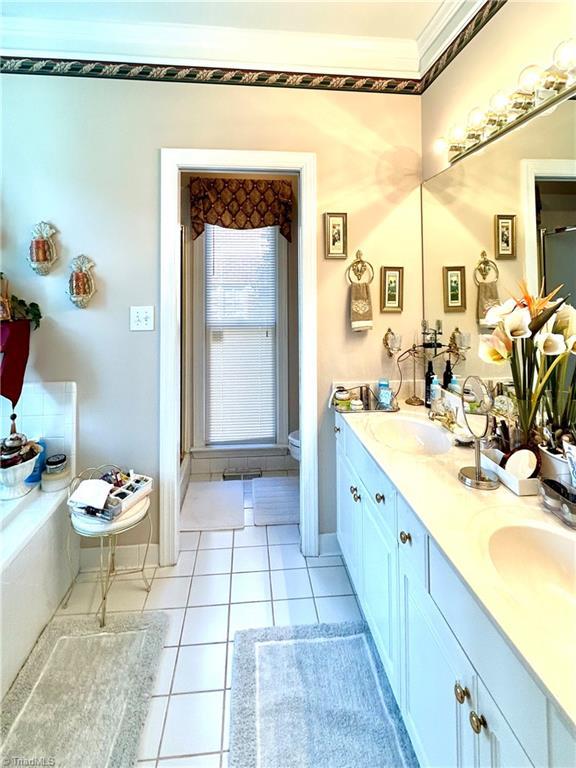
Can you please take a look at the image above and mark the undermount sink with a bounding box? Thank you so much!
[367,416,452,455]
[489,524,576,615]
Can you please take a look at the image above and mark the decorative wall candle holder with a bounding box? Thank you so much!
[28,222,58,275]
[68,255,96,308]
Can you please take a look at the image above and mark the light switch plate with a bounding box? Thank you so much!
[130,305,155,331]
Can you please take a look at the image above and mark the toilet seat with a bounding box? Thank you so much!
[288,431,300,461]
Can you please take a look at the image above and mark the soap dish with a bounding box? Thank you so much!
[538,477,576,529]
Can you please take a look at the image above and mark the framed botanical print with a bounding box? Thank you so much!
[443,266,466,312]
[380,267,403,312]
[494,214,516,259]
[324,213,347,259]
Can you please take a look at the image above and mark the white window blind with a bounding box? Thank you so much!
[205,224,279,445]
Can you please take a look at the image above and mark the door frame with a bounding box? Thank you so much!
[159,148,318,565]
[521,158,576,294]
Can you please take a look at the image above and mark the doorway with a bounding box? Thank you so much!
[159,150,318,567]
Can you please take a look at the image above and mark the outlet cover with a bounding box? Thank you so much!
[130,305,155,331]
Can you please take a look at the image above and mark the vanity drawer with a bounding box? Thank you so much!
[345,426,396,536]
[429,540,548,768]
[397,496,428,588]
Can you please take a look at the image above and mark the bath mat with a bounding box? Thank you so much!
[229,621,418,768]
[1,612,167,768]
[181,479,244,531]
[253,476,299,526]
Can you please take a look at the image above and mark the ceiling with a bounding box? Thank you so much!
[0,1,486,78]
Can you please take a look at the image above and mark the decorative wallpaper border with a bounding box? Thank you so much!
[0,1,507,95]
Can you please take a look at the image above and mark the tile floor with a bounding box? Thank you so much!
[59,481,361,768]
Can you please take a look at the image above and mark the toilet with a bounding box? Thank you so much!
[288,430,300,461]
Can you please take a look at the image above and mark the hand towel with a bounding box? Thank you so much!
[350,282,373,332]
[477,280,500,327]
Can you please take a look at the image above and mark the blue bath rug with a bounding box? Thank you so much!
[229,620,419,768]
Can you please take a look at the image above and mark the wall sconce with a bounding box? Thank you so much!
[28,222,57,275]
[436,38,576,163]
[383,328,402,357]
[68,255,96,309]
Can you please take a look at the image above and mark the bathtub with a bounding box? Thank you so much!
[0,381,78,698]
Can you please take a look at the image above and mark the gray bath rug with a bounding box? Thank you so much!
[229,621,419,768]
[181,480,245,531]
[252,476,299,526]
[1,612,167,768]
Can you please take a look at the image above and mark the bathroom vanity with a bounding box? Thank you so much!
[334,408,576,768]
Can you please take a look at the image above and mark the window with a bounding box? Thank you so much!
[194,224,287,447]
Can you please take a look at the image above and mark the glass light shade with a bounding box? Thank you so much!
[433,137,448,155]
[489,91,510,113]
[467,107,486,129]
[449,124,466,142]
[553,38,576,72]
[517,64,543,93]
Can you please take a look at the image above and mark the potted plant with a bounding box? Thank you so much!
[478,282,573,462]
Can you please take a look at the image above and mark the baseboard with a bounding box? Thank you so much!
[319,532,341,556]
[80,543,159,572]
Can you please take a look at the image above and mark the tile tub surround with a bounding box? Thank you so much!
[0,381,77,475]
[61,512,359,766]
[339,407,576,727]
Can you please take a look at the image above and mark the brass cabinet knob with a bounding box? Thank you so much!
[469,711,487,734]
[353,492,361,503]
[454,682,470,704]
[399,531,412,544]
[334,426,341,433]
[350,485,358,496]
[375,493,386,504]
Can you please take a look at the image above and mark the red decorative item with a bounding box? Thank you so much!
[0,319,31,407]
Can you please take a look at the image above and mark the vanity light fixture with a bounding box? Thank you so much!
[436,39,576,164]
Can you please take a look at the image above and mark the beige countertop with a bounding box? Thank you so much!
[341,405,576,726]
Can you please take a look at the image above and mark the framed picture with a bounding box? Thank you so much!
[324,213,347,259]
[380,267,404,312]
[443,266,466,312]
[494,214,516,259]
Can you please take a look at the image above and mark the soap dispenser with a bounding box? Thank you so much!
[425,360,435,408]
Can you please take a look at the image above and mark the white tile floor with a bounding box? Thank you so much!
[58,481,361,768]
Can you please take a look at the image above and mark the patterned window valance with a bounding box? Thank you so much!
[189,177,294,242]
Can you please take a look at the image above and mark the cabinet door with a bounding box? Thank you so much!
[362,491,398,693]
[475,677,533,768]
[336,452,362,593]
[399,566,477,768]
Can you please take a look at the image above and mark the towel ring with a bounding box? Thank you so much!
[346,250,374,284]
[474,251,499,285]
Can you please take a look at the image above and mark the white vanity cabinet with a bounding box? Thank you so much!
[334,413,575,768]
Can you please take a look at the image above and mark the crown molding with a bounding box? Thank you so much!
[417,0,487,74]
[0,16,420,78]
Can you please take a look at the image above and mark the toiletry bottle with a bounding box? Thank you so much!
[425,361,434,408]
[378,379,392,410]
[442,360,452,390]
[430,376,441,410]
[448,374,460,394]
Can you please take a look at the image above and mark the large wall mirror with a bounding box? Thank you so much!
[421,97,576,380]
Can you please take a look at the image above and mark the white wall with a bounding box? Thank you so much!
[421,1,575,179]
[1,75,422,539]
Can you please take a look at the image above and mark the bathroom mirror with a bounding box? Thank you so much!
[421,97,576,380]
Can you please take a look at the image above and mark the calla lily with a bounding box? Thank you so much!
[566,335,576,355]
[535,332,567,356]
[503,307,532,339]
[484,298,516,326]
[479,330,512,364]
[553,304,576,339]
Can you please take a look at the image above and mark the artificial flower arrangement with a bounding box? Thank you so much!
[479,281,575,449]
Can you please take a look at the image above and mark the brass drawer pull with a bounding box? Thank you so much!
[454,682,470,704]
[399,531,412,545]
[334,426,341,433]
[350,485,358,496]
[353,492,361,503]
[375,493,386,504]
[469,711,487,734]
